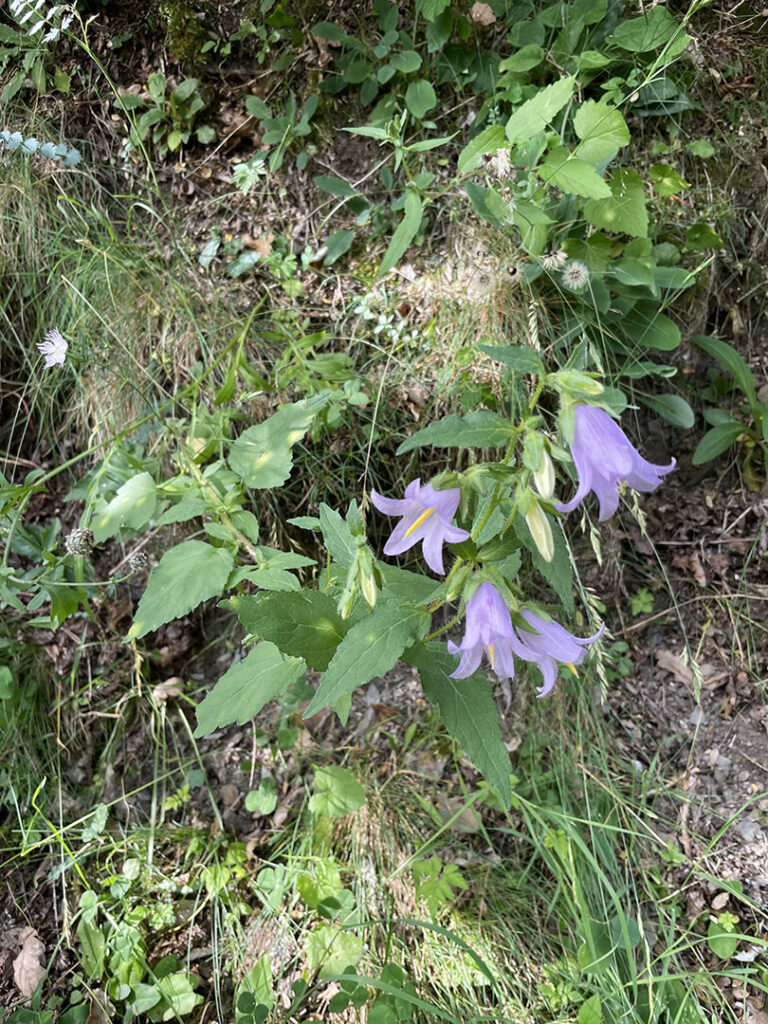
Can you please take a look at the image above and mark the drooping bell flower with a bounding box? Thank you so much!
[512,609,604,698]
[556,404,675,521]
[370,478,470,575]
[447,582,524,680]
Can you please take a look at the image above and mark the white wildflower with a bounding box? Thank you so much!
[541,249,568,271]
[561,260,590,291]
[36,328,68,367]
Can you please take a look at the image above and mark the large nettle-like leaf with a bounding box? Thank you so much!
[194,641,305,736]
[228,392,330,488]
[396,412,516,455]
[232,590,350,672]
[126,541,235,640]
[405,642,511,807]
[304,602,430,720]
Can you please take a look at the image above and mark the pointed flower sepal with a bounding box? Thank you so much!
[370,478,470,575]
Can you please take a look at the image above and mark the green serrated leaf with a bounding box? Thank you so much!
[396,411,515,454]
[539,148,612,199]
[228,393,330,488]
[304,925,363,980]
[583,167,648,238]
[577,993,602,1024]
[127,541,234,640]
[319,504,358,567]
[406,643,510,806]
[505,76,576,145]
[91,472,156,542]
[304,603,429,718]
[194,641,304,736]
[610,6,680,51]
[573,100,629,163]
[232,590,349,671]
[515,516,574,614]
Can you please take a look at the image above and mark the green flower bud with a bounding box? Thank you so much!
[525,501,554,562]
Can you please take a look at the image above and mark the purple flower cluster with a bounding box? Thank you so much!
[447,582,603,697]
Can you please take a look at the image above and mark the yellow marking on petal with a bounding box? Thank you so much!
[565,662,578,676]
[617,479,629,495]
[488,643,495,669]
[404,506,435,538]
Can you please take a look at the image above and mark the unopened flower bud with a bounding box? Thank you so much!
[525,501,554,562]
[533,450,555,500]
[65,528,94,556]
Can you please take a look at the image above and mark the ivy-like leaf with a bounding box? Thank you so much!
[539,149,612,199]
[193,641,305,736]
[573,101,629,163]
[126,541,235,640]
[405,642,511,807]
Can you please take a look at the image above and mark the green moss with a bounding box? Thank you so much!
[160,0,209,68]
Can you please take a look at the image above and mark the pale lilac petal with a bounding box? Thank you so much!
[426,484,461,520]
[558,405,675,521]
[421,524,446,574]
[448,640,483,679]
[535,659,558,698]
[370,489,410,516]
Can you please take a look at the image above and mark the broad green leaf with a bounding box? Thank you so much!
[686,222,723,250]
[232,590,349,671]
[193,641,305,736]
[691,421,745,466]
[686,139,715,159]
[77,919,105,980]
[379,190,422,276]
[127,541,234,640]
[239,567,301,591]
[611,6,680,51]
[391,50,421,73]
[228,393,330,488]
[239,954,273,1009]
[649,163,689,197]
[406,642,511,807]
[304,603,430,717]
[639,394,694,429]
[155,489,207,526]
[692,335,757,405]
[620,303,680,351]
[505,76,575,145]
[322,229,355,266]
[609,257,658,295]
[539,148,612,199]
[418,0,451,20]
[304,925,363,980]
[405,79,437,119]
[706,922,740,960]
[499,44,544,73]
[314,175,356,196]
[573,100,629,163]
[479,344,545,375]
[457,125,507,174]
[583,167,648,238]
[396,411,515,454]
[311,21,356,44]
[245,779,278,816]
[91,472,156,542]
[379,565,443,606]
[309,765,366,817]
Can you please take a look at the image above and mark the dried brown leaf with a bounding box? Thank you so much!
[470,2,496,25]
[656,649,694,687]
[13,927,45,998]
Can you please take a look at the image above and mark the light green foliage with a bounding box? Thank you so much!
[630,588,654,616]
[245,92,318,171]
[304,924,364,979]
[118,73,215,156]
[308,765,366,818]
[412,855,468,916]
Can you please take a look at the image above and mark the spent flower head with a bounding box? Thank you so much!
[36,327,68,367]
[371,478,470,575]
[513,609,604,698]
[556,404,675,521]
[561,260,590,291]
